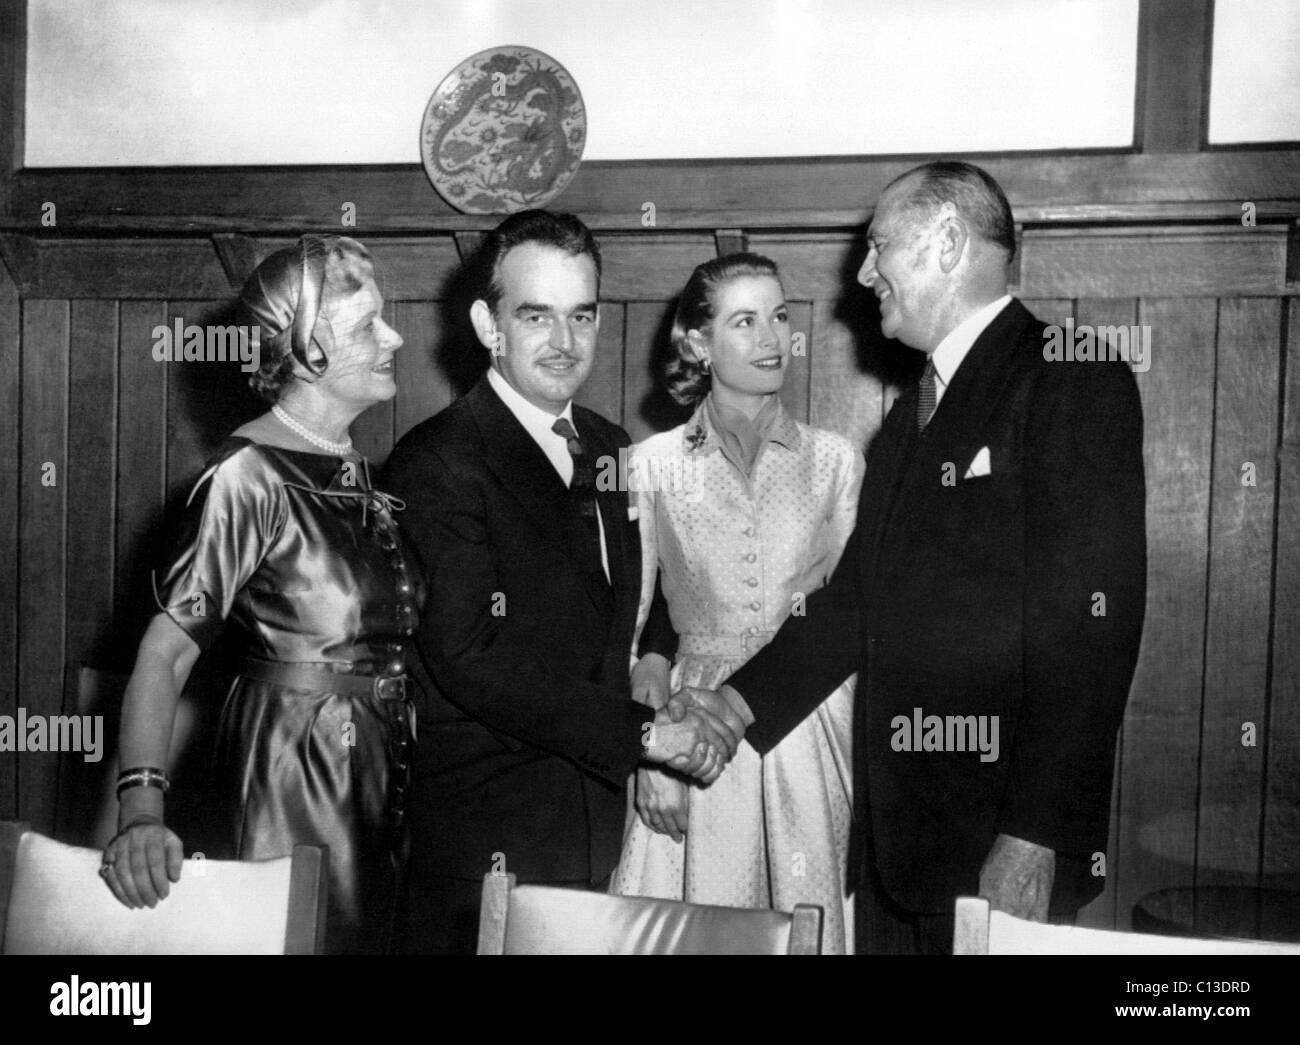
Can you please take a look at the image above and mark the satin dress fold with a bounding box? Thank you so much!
[154,437,421,954]
[611,401,864,954]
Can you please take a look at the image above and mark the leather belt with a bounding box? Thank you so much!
[236,656,415,847]
[236,657,410,702]
[678,631,777,657]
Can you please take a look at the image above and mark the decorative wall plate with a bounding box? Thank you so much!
[420,45,587,214]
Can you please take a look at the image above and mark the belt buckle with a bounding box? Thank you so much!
[374,674,408,702]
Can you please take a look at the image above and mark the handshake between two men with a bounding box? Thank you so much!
[641,684,754,784]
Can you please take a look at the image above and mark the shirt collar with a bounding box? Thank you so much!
[928,294,1013,391]
[487,366,575,439]
[682,396,802,455]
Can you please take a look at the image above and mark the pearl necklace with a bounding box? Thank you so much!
[272,404,355,456]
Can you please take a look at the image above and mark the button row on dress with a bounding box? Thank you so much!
[396,602,416,637]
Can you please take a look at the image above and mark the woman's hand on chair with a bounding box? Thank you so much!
[636,767,689,842]
[100,816,184,909]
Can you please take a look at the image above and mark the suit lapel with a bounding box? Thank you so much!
[467,376,577,558]
[914,299,1034,457]
[877,300,1037,557]
[861,385,920,580]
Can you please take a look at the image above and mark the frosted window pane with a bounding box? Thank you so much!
[25,0,1138,166]
[1208,0,1300,144]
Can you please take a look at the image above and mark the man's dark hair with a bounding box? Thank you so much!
[476,209,602,314]
[891,161,1016,258]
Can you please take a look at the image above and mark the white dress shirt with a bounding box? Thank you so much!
[486,366,609,582]
[927,294,1013,408]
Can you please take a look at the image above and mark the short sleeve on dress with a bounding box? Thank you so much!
[153,445,285,650]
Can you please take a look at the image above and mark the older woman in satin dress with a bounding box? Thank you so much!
[612,253,862,952]
[100,235,419,954]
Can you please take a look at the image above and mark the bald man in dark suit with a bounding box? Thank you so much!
[678,162,1147,953]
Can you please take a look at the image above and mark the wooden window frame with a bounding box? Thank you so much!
[0,0,1296,237]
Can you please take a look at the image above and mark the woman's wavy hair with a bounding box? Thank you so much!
[663,252,782,408]
[236,235,375,402]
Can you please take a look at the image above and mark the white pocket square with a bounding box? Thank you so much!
[963,446,991,479]
[627,506,639,521]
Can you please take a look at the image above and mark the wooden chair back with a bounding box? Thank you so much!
[954,896,1300,955]
[477,873,823,955]
[0,821,326,954]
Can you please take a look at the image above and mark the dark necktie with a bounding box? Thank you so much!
[552,417,605,578]
[917,358,938,431]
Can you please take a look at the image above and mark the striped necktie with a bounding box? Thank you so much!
[917,358,938,431]
[551,417,604,577]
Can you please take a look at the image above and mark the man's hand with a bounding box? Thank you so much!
[643,705,733,783]
[635,767,689,842]
[666,685,751,752]
[630,653,672,710]
[979,833,1055,921]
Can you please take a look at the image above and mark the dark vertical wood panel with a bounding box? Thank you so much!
[115,302,168,661]
[779,301,811,424]
[1071,297,1138,931]
[1116,297,1216,928]
[624,301,673,443]
[165,300,222,498]
[1074,298,1138,335]
[1020,228,1286,298]
[2,238,230,298]
[18,299,69,831]
[1198,297,1281,888]
[746,236,872,434]
[576,302,625,426]
[744,234,862,302]
[65,300,119,670]
[0,0,26,196]
[393,300,451,442]
[1265,304,1300,884]
[600,237,715,298]
[0,256,18,818]
[59,301,119,839]
[1134,0,1213,153]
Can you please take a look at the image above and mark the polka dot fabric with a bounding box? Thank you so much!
[612,398,864,954]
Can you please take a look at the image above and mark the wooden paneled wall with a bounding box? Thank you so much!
[1,218,1297,930]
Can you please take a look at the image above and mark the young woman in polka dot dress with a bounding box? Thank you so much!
[612,254,862,953]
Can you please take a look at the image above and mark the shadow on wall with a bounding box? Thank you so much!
[634,299,694,436]
[433,244,488,398]
[834,223,923,408]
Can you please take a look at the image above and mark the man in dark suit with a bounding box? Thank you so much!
[384,210,742,954]
[681,161,1147,953]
